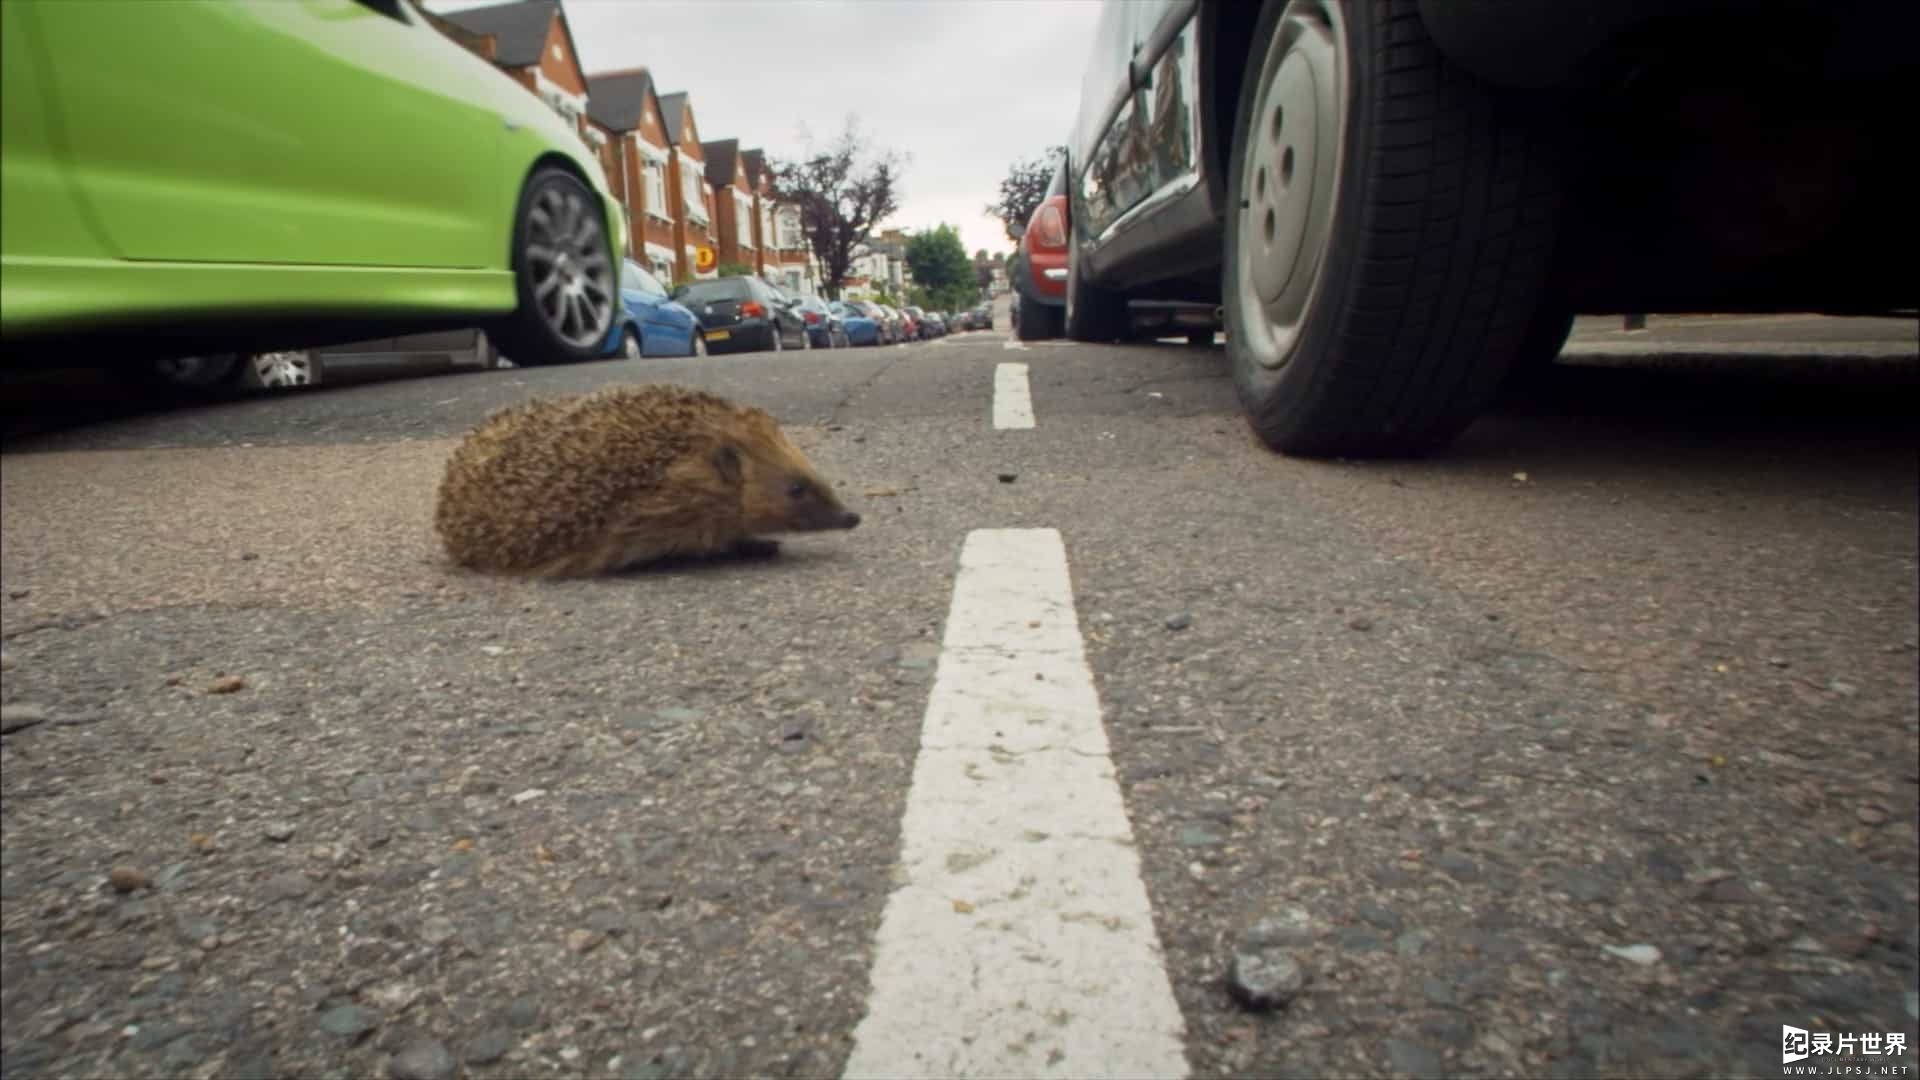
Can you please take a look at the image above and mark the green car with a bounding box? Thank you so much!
[0,0,625,372]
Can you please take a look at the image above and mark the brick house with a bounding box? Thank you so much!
[585,67,678,281]
[431,1,598,150]
[702,139,757,273]
[740,149,818,294]
[659,92,716,281]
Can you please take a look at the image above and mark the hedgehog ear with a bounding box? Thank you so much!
[710,441,744,486]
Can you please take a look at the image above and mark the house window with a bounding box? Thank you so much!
[679,157,707,222]
[735,195,754,248]
[644,162,667,219]
[778,214,803,250]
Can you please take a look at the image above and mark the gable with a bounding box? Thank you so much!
[538,13,586,96]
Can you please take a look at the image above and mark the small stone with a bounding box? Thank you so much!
[206,675,247,695]
[1,703,49,733]
[1347,617,1374,632]
[1602,943,1662,966]
[462,1029,514,1065]
[1164,613,1193,632]
[508,788,546,806]
[1856,805,1889,826]
[1395,930,1432,958]
[263,822,296,843]
[996,472,1017,483]
[1226,944,1308,1011]
[1179,826,1224,848]
[505,996,541,1030]
[108,867,150,893]
[1385,1038,1444,1078]
[389,1038,457,1080]
[317,1005,380,1038]
[420,916,457,947]
[567,929,604,954]
[1698,879,1755,903]
[1241,907,1316,947]
[1357,903,1403,932]
[261,871,311,902]
[1433,852,1480,881]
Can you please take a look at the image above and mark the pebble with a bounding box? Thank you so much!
[509,788,546,806]
[1603,943,1663,966]
[462,1029,514,1065]
[1226,942,1308,1012]
[206,675,247,695]
[263,822,296,843]
[1,703,49,733]
[1179,826,1224,848]
[505,996,542,1030]
[1357,903,1403,932]
[1856,805,1889,826]
[1164,613,1193,632]
[1699,879,1755,904]
[1395,929,1432,958]
[108,866,150,893]
[389,1038,457,1080]
[1385,1038,1444,1078]
[1241,906,1317,947]
[317,1005,380,1038]
[421,916,457,947]
[996,472,1017,483]
[261,871,312,902]
[1347,617,1374,632]
[567,929,604,954]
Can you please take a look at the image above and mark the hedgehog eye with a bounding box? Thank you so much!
[786,481,810,500]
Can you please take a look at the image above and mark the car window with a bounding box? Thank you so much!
[673,278,754,303]
[632,265,668,298]
[621,261,646,293]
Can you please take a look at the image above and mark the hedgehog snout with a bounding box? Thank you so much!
[840,510,861,529]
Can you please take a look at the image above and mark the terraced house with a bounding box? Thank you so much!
[660,92,717,281]
[584,67,678,281]
[429,0,597,149]
[742,150,816,294]
[702,139,756,274]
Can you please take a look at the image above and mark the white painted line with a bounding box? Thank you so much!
[1001,339,1027,351]
[992,363,1034,430]
[843,529,1189,1080]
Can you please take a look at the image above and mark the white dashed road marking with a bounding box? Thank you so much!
[843,528,1190,1080]
[992,363,1034,430]
[1001,339,1026,350]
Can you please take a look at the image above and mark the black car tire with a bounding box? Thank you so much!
[1224,0,1566,457]
[143,353,242,393]
[619,327,642,360]
[1064,229,1129,343]
[1016,300,1062,342]
[488,166,616,367]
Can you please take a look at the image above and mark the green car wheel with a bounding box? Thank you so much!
[490,167,617,367]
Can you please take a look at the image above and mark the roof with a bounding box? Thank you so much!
[702,139,740,189]
[658,92,690,142]
[741,149,768,188]
[438,0,561,68]
[585,67,655,133]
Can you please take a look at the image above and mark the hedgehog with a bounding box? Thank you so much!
[432,383,860,578]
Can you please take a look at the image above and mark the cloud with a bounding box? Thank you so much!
[426,0,1101,255]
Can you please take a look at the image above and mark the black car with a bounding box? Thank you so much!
[1059,0,1917,457]
[792,295,850,349]
[670,277,810,354]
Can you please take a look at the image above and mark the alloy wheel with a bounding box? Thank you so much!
[525,185,614,350]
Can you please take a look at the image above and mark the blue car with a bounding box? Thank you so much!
[831,301,882,347]
[602,259,706,359]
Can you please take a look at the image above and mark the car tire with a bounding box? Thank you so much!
[692,332,708,358]
[240,349,322,390]
[771,326,784,353]
[801,327,814,350]
[1016,300,1062,342]
[488,166,617,367]
[619,327,642,360]
[473,332,513,371]
[145,353,241,392]
[1224,0,1567,457]
[1187,330,1215,347]
[1065,228,1129,342]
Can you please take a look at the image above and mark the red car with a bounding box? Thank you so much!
[1013,159,1069,340]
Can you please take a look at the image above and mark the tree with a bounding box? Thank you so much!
[716,261,756,279]
[986,147,1064,243]
[768,117,905,301]
[905,225,979,313]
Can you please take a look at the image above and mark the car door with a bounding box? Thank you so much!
[625,261,685,350]
[29,0,504,268]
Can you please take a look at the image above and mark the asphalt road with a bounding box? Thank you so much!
[2,306,1917,1080]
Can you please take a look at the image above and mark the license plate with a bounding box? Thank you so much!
[704,329,730,342]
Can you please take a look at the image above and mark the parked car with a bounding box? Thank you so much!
[902,306,932,340]
[1059,0,1917,456]
[671,276,809,354]
[831,301,883,347]
[793,295,850,349]
[1,0,626,373]
[923,312,949,337]
[874,305,905,344]
[1011,159,1069,342]
[973,303,995,330]
[603,259,705,359]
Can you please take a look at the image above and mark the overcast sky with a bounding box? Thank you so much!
[427,0,1102,257]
